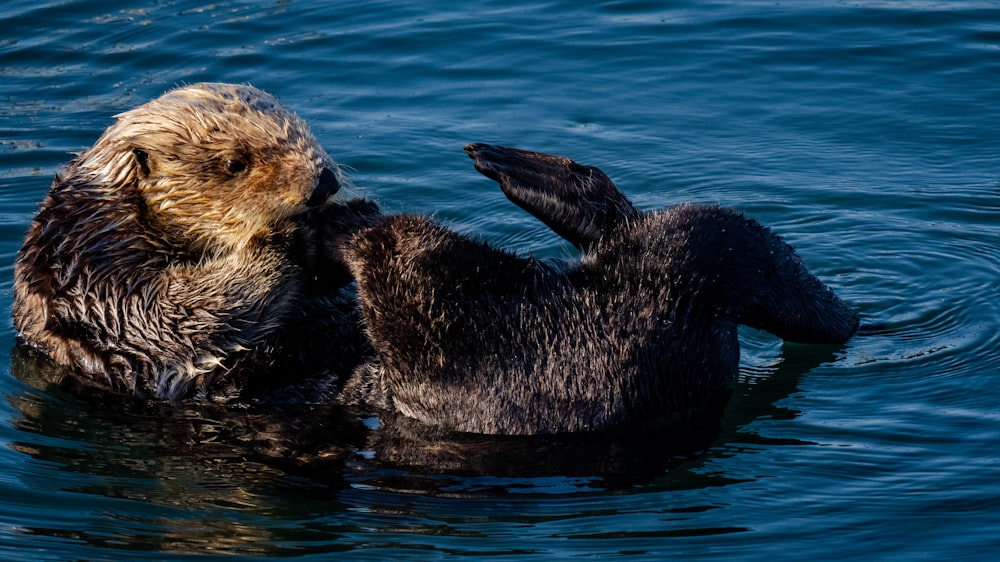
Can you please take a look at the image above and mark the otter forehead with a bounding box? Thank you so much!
[108,82,329,164]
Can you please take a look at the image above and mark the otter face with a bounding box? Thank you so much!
[78,82,341,254]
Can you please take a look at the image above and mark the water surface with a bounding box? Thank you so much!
[1,1,999,559]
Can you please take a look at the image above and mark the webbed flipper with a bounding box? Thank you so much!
[465,143,641,250]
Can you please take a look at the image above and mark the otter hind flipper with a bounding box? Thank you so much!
[465,143,640,250]
[649,205,860,345]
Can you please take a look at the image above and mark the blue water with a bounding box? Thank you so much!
[2,0,999,559]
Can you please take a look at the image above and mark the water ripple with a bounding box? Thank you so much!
[2,0,1000,559]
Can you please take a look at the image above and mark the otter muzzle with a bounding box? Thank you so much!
[305,167,340,207]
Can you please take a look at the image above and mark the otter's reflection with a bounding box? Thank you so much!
[10,335,842,505]
[9,344,366,491]
[356,393,727,492]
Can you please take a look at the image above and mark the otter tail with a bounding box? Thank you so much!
[466,143,859,345]
[647,205,860,345]
[465,143,640,250]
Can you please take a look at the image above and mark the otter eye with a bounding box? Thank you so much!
[132,148,151,177]
[224,158,248,174]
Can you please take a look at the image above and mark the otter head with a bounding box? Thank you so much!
[75,82,341,254]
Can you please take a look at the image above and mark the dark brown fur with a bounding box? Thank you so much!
[13,83,379,401]
[340,145,859,435]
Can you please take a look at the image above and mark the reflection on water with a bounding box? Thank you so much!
[3,331,843,554]
[7,346,360,555]
[4,0,1000,558]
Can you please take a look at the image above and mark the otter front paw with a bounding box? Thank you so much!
[302,198,384,287]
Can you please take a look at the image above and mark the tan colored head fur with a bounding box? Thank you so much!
[77,82,340,254]
[13,83,350,399]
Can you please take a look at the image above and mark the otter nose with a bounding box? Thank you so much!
[305,167,340,207]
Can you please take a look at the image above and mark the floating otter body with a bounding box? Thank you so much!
[13,83,378,401]
[14,83,858,440]
[341,144,859,435]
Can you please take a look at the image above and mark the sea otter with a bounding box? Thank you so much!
[340,144,859,435]
[12,83,379,401]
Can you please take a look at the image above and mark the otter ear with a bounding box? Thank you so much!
[131,148,151,178]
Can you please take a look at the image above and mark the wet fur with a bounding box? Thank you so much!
[13,83,378,400]
[14,84,857,438]
[342,145,859,435]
